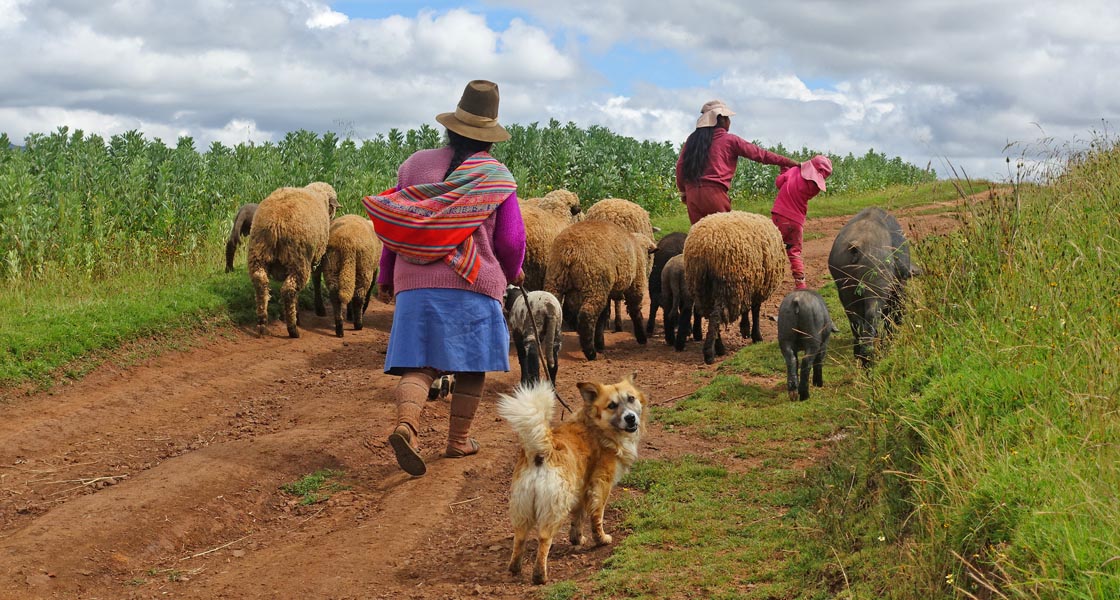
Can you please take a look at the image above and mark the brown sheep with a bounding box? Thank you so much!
[583,198,655,331]
[544,220,655,360]
[225,203,258,273]
[313,214,382,337]
[684,211,786,364]
[247,182,340,338]
[519,189,582,291]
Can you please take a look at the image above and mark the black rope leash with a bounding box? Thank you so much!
[514,285,573,418]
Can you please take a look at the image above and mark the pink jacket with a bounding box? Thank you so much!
[771,167,821,226]
[676,128,799,192]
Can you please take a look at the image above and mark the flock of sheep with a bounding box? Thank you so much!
[227,182,917,401]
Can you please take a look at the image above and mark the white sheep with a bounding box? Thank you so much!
[313,214,382,337]
[684,211,786,364]
[584,198,656,332]
[247,182,340,338]
[544,219,655,360]
[503,286,563,387]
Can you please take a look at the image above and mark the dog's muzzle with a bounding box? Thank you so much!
[622,411,639,432]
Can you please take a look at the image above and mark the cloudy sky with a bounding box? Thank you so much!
[2,0,1117,180]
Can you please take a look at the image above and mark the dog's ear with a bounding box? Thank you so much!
[576,382,599,404]
[625,370,638,385]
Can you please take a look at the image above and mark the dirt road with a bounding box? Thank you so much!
[0,200,968,599]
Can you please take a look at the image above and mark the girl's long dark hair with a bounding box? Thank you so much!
[444,129,494,180]
[678,126,716,183]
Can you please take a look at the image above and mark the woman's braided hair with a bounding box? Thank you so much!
[444,129,495,180]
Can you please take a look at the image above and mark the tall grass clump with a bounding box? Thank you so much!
[811,138,1120,598]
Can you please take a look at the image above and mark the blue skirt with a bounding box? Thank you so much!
[384,288,511,374]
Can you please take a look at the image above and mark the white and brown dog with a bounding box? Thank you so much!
[497,374,647,584]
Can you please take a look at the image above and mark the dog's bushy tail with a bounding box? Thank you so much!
[496,380,555,461]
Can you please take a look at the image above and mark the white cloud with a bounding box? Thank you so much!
[305,2,349,29]
[2,1,1118,179]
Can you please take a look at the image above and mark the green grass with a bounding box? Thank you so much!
[593,284,865,599]
[0,238,321,387]
[806,144,1120,598]
[280,469,348,506]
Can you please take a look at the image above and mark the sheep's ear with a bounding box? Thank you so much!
[576,382,599,404]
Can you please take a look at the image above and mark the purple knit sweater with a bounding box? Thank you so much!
[376,147,526,301]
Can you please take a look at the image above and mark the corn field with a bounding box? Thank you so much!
[0,121,934,281]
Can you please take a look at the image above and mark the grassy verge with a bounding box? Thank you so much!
[808,146,1120,598]
[0,240,319,388]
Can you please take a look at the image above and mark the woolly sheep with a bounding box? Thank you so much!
[684,211,786,364]
[777,289,838,401]
[584,198,656,331]
[544,219,655,360]
[827,207,918,366]
[247,182,340,338]
[519,189,582,291]
[645,232,687,337]
[660,254,702,351]
[312,214,382,337]
[503,286,563,387]
[225,203,258,273]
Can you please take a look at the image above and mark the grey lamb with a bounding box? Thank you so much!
[777,289,838,401]
[659,255,701,351]
[503,286,563,387]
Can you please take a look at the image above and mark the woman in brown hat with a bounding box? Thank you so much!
[675,100,800,224]
[363,80,526,477]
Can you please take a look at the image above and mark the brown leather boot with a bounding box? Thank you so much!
[388,370,434,476]
[446,372,484,458]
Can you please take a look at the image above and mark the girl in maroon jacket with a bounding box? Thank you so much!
[675,100,799,225]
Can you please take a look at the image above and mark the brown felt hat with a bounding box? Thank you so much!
[435,80,510,143]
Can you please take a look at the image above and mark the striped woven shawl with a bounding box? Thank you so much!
[362,152,516,284]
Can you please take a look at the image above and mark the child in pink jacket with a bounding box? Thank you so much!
[771,155,833,289]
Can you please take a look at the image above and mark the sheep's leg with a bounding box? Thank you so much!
[739,307,751,339]
[350,297,365,331]
[250,266,270,337]
[703,309,722,365]
[674,300,692,352]
[781,344,800,402]
[624,289,647,345]
[548,337,560,384]
[331,293,344,338]
[663,290,678,346]
[593,307,609,352]
[513,334,530,386]
[525,336,541,386]
[577,307,599,361]
[692,308,703,341]
[313,262,326,317]
[352,270,373,329]
[281,269,307,338]
[748,302,763,343]
[612,299,624,333]
[646,290,660,336]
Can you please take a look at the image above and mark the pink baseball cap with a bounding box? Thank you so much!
[800,155,833,191]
